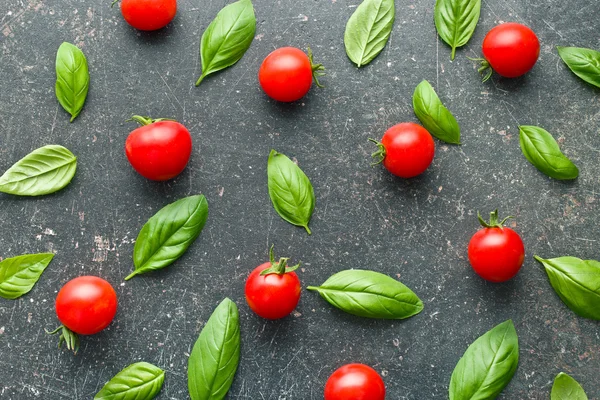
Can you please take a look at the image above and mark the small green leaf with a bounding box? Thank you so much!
[188,298,241,400]
[449,320,519,400]
[126,195,209,280]
[557,46,600,89]
[551,372,588,400]
[0,145,77,196]
[519,125,578,180]
[94,362,165,400]
[344,0,395,67]
[0,253,54,299]
[55,42,89,122]
[307,269,423,319]
[196,0,256,85]
[412,80,461,144]
[267,150,315,235]
[434,0,481,60]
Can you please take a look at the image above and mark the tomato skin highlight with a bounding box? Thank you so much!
[468,226,525,282]
[55,276,118,335]
[259,47,314,102]
[324,363,386,400]
[120,0,177,31]
[379,122,435,178]
[245,262,301,320]
[482,22,540,78]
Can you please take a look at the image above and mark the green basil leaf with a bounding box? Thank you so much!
[434,0,481,60]
[557,46,600,89]
[94,362,165,400]
[188,298,240,400]
[0,145,77,196]
[519,125,578,180]
[126,195,209,280]
[449,320,519,400]
[551,372,588,400]
[267,149,315,235]
[344,0,395,67]
[535,255,600,320]
[55,42,89,122]
[307,269,423,319]
[412,80,461,144]
[196,0,256,86]
[0,253,54,299]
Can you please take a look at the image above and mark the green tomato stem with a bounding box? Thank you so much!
[307,47,326,88]
[368,138,386,166]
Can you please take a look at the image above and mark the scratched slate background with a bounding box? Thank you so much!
[0,0,599,398]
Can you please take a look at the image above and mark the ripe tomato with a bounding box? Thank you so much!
[479,22,540,81]
[55,276,118,335]
[324,363,386,400]
[468,210,525,282]
[258,47,325,102]
[370,122,435,178]
[125,115,192,181]
[244,246,301,319]
[119,0,177,31]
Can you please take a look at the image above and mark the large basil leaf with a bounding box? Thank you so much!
[267,149,315,235]
[94,362,165,400]
[557,46,600,89]
[413,80,460,144]
[0,145,77,196]
[0,253,54,299]
[344,0,395,67]
[126,195,208,280]
[307,269,423,319]
[449,320,519,400]
[55,42,89,122]
[519,125,578,180]
[551,372,588,400]
[434,0,481,60]
[188,298,240,400]
[196,0,255,86]
[535,255,600,320]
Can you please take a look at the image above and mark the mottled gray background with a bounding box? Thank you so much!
[0,0,599,398]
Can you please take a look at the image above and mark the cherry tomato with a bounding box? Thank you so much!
[258,47,325,102]
[324,363,386,400]
[479,22,540,81]
[468,210,525,282]
[55,276,118,335]
[370,122,435,178]
[245,246,301,320]
[125,115,192,181]
[119,0,177,31]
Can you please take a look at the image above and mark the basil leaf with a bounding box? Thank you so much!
[0,145,77,197]
[449,320,519,400]
[267,149,315,235]
[188,298,240,400]
[434,0,481,60]
[535,255,600,320]
[412,80,460,144]
[0,253,54,299]
[196,0,256,86]
[55,42,89,122]
[307,269,423,319]
[344,0,395,67]
[126,195,209,280]
[94,362,165,400]
[557,46,600,89]
[551,372,588,400]
[519,125,578,180]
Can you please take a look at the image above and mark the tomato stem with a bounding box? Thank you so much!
[260,245,300,276]
[110,0,119,8]
[368,138,386,166]
[477,209,512,228]
[307,47,326,88]
[467,57,493,82]
[45,325,80,354]
[128,115,176,126]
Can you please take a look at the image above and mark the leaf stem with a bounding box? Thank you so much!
[306,286,319,291]
[303,225,312,235]
[124,271,138,281]
[195,74,205,87]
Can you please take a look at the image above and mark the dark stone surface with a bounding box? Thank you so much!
[0,0,599,398]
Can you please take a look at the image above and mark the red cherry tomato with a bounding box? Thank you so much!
[244,247,301,320]
[55,276,118,335]
[258,47,325,102]
[125,115,192,181]
[480,22,540,80]
[119,0,177,31]
[370,122,435,178]
[324,363,386,400]
[468,210,525,282]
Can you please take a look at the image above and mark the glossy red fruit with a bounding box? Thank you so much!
[324,363,386,400]
[120,0,177,31]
